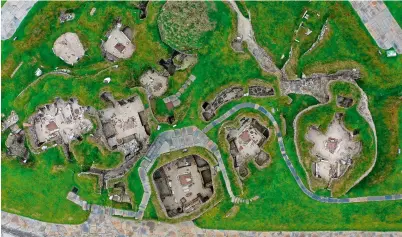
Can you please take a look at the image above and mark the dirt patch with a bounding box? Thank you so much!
[53,32,85,65]
[139,69,169,97]
[336,95,354,108]
[307,113,361,183]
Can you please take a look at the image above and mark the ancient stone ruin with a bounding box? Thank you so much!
[80,93,151,190]
[307,113,361,183]
[133,1,149,20]
[27,98,92,160]
[102,21,135,62]
[139,69,169,97]
[159,52,198,76]
[249,85,275,97]
[2,111,29,162]
[173,54,198,71]
[280,70,360,103]
[231,36,244,53]
[107,180,132,205]
[153,155,214,218]
[97,92,150,159]
[202,87,244,121]
[59,10,75,23]
[2,111,20,133]
[226,117,270,178]
[53,32,85,65]
[163,74,196,110]
[337,95,354,108]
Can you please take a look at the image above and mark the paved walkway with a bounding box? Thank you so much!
[203,103,402,204]
[163,74,196,109]
[4,211,401,237]
[66,192,137,218]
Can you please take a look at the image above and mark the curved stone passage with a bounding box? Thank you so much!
[203,103,402,204]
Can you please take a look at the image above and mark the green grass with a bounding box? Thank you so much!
[2,0,402,231]
[71,137,123,171]
[195,148,402,231]
[236,1,249,19]
[1,147,89,224]
[193,2,402,230]
[346,97,402,197]
[246,1,308,68]
[385,1,402,26]
[298,2,402,89]
[1,1,168,223]
[1,1,169,117]
[295,1,402,196]
[158,1,217,53]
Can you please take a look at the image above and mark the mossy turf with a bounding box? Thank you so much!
[1,0,402,231]
[245,1,309,68]
[158,1,217,53]
[71,136,123,171]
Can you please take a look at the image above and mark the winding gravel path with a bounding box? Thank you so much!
[204,102,402,203]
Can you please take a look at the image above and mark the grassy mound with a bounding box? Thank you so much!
[158,1,216,53]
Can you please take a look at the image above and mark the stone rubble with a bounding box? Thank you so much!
[2,111,29,162]
[280,70,360,103]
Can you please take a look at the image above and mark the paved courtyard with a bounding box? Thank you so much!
[351,1,402,53]
[1,1,37,40]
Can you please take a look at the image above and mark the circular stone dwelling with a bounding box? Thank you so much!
[102,24,135,62]
[52,32,85,65]
[152,155,214,218]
